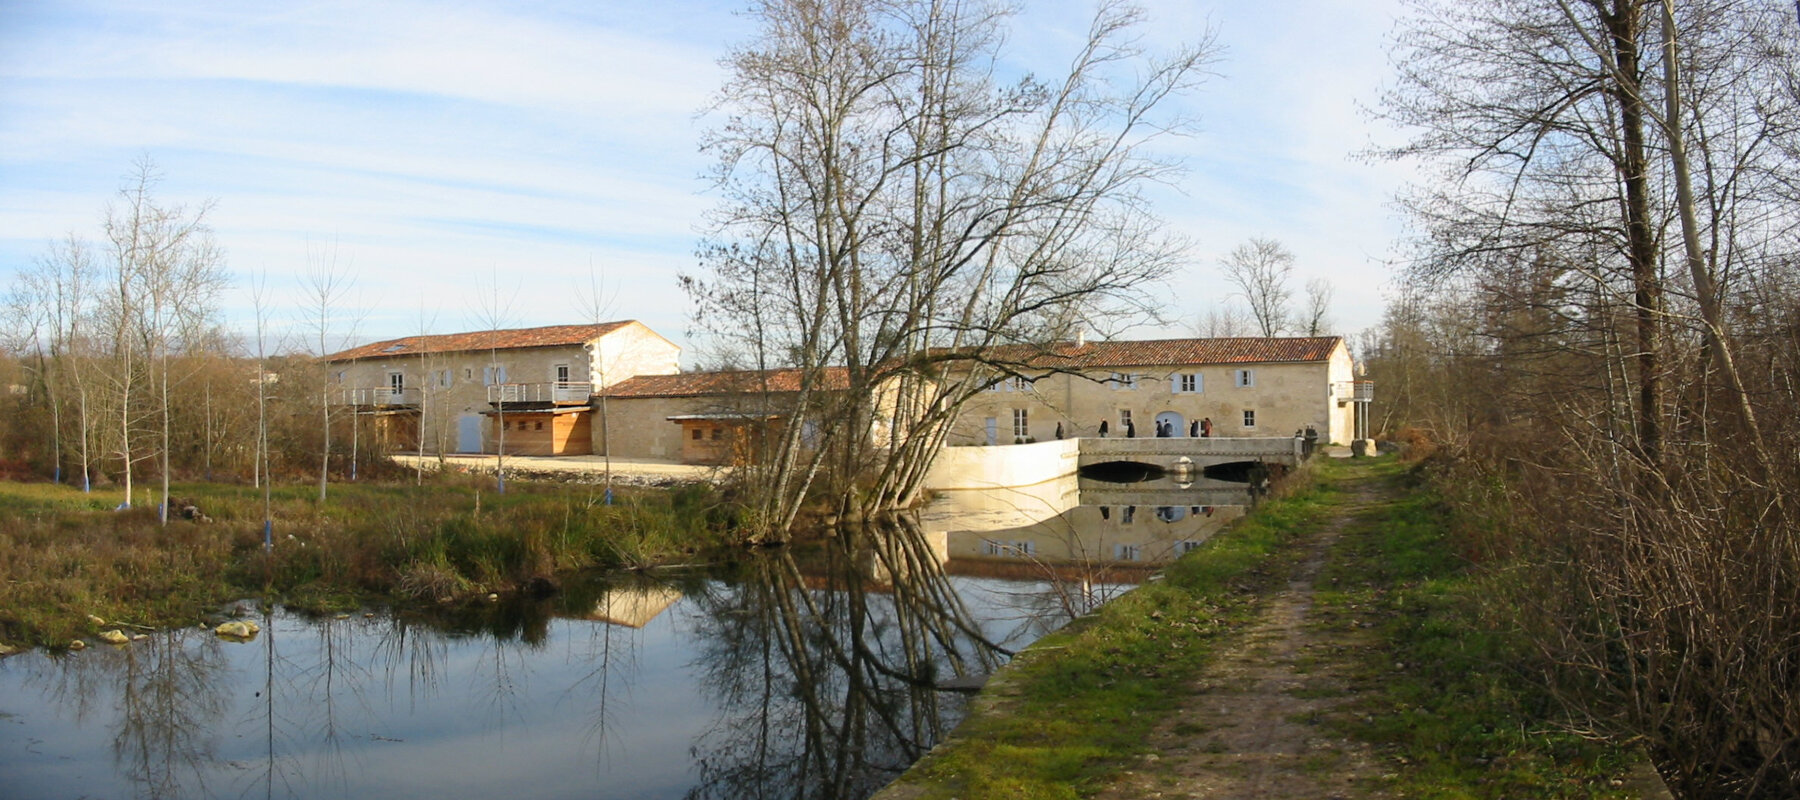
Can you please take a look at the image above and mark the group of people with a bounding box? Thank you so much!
[1091,416,1212,438]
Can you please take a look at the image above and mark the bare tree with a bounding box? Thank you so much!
[100,159,225,514]
[1218,237,1295,337]
[470,270,519,493]
[1189,305,1254,338]
[1301,277,1333,336]
[690,0,1216,532]
[300,246,355,503]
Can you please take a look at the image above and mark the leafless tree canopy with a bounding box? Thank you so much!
[1217,237,1295,337]
[1372,1,1800,794]
[688,0,1217,532]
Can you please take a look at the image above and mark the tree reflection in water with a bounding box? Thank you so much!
[684,515,1009,800]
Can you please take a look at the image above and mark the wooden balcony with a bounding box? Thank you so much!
[335,386,421,407]
[487,381,592,407]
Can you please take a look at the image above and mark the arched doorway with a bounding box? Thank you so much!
[1153,410,1185,438]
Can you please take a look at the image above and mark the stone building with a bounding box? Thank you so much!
[947,336,1357,446]
[322,321,679,455]
[598,368,848,464]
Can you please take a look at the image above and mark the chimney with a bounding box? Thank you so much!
[1076,328,1087,347]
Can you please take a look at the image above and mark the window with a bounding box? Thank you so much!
[1234,369,1255,388]
[982,540,1035,557]
[333,370,345,384]
[534,421,543,431]
[1012,408,1029,439]
[1174,373,1201,393]
[1118,408,1132,431]
[438,369,452,388]
[710,427,721,440]
[463,367,473,380]
[387,371,404,392]
[1009,375,1030,392]
[1110,372,1137,390]
[1113,543,1142,561]
[555,363,571,384]
[1175,540,1203,556]
[692,428,703,440]
[1243,409,1256,428]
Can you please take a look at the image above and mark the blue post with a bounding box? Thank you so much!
[263,519,273,553]
[604,487,613,506]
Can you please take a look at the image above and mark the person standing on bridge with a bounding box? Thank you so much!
[1125,419,1136,438]
[1055,422,1064,440]
[1189,420,1199,437]
[1099,420,1109,437]
[1201,417,1213,437]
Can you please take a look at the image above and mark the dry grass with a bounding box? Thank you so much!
[0,477,734,648]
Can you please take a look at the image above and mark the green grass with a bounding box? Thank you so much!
[0,476,734,648]
[883,457,1651,799]
[1309,457,1640,799]
[891,465,1337,799]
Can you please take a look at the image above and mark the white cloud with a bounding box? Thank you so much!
[2,0,1418,354]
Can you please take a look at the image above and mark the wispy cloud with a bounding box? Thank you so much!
[2,0,1413,352]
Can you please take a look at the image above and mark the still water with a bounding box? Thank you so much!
[1,477,1249,800]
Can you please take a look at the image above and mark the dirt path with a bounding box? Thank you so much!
[1093,475,1390,800]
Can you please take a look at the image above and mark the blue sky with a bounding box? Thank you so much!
[0,0,1414,358]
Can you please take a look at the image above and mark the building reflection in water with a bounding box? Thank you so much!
[918,473,1253,617]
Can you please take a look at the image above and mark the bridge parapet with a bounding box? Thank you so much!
[1076,436,1304,470]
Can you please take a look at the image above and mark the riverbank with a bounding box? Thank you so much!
[876,456,1666,799]
[0,475,734,650]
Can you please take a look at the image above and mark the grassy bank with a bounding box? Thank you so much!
[0,476,735,648]
[881,457,1649,799]
[1309,457,1644,798]
[886,465,1337,798]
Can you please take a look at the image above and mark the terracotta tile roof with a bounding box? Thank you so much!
[324,322,635,362]
[604,367,850,398]
[943,336,1343,369]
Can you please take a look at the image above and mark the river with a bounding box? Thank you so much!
[0,475,1249,799]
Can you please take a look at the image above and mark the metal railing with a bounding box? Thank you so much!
[1334,381,1376,403]
[486,381,591,405]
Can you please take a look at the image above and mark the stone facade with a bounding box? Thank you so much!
[323,321,679,454]
[947,336,1356,446]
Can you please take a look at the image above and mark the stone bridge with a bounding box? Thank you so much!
[1076,436,1306,472]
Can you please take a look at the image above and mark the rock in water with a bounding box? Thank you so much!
[99,630,130,645]
[67,639,87,651]
[214,621,258,640]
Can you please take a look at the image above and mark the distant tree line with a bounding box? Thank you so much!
[0,159,392,510]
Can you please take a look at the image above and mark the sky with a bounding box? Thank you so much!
[0,0,1416,360]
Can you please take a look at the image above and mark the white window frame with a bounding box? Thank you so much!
[1111,372,1138,390]
[1118,408,1133,430]
[386,370,405,392]
[1011,408,1029,439]
[1173,373,1201,393]
[554,363,571,383]
[1243,409,1257,429]
[1234,369,1255,388]
[1113,543,1142,561]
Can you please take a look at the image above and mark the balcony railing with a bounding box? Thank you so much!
[1333,381,1376,404]
[487,381,592,406]
[336,386,421,407]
